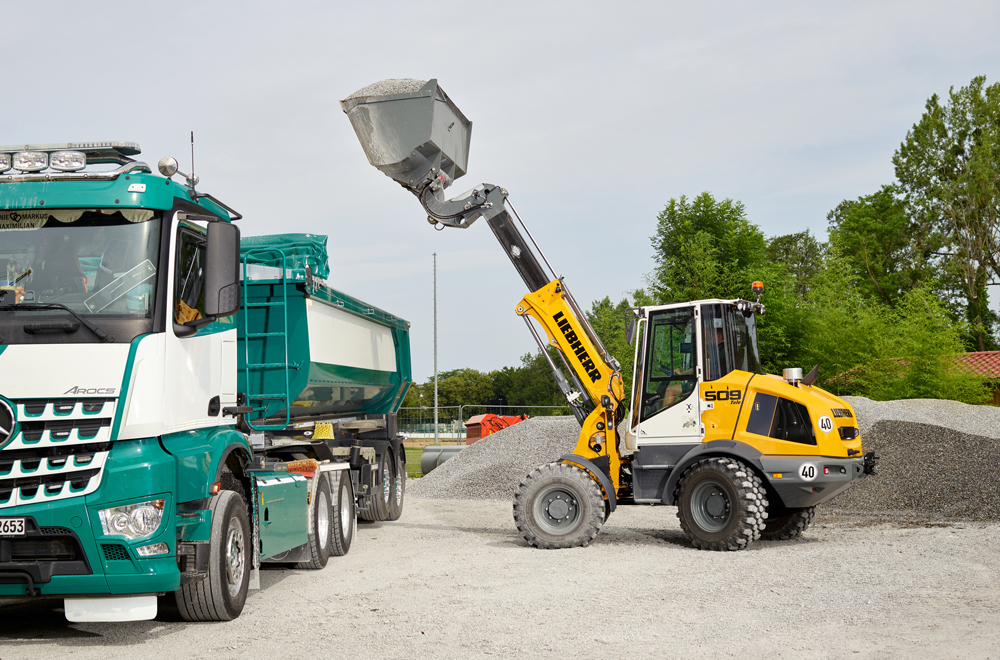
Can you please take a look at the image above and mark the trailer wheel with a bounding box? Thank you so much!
[176,490,250,621]
[513,462,606,549]
[357,451,390,522]
[676,457,766,551]
[387,450,405,521]
[295,474,333,570]
[760,505,816,540]
[330,470,355,556]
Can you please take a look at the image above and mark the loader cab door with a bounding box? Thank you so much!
[630,305,704,444]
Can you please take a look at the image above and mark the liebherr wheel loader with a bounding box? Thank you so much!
[341,79,878,551]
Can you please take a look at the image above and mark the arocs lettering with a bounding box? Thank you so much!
[63,386,117,395]
[552,311,601,383]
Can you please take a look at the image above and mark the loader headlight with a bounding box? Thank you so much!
[99,499,165,540]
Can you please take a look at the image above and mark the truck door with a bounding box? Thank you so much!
[631,306,704,444]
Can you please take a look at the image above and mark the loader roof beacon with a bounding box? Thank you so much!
[0,142,412,621]
[342,79,878,551]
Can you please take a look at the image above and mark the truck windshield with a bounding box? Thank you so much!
[0,209,161,343]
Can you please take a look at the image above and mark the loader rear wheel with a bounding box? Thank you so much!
[295,474,333,569]
[513,462,606,549]
[357,451,390,522]
[760,505,815,541]
[676,457,766,551]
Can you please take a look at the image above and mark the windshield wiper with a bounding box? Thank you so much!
[0,303,111,342]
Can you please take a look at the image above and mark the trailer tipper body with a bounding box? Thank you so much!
[0,143,412,621]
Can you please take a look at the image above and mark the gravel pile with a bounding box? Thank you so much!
[411,397,1000,522]
[408,416,580,500]
[831,396,1000,521]
[344,78,427,100]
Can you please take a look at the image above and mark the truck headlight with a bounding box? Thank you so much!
[99,499,165,540]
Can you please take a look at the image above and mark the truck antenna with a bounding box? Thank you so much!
[190,131,197,192]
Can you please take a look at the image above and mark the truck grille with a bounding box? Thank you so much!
[0,517,92,587]
[0,398,114,510]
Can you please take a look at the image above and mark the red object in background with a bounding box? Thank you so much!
[464,414,529,444]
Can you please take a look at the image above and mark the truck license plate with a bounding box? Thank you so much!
[0,518,26,536]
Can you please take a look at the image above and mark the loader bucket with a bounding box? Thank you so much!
[341,79,472,193]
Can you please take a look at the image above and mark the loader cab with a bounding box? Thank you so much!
[628,299,761,446]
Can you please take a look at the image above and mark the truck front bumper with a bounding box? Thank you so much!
[760,455,870,509]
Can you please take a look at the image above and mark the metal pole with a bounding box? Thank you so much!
[433,253,439,445]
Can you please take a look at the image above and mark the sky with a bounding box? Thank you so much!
[4,1,1000,381]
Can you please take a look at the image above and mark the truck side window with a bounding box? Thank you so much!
[175,229,206,325]
[640,307,696,421]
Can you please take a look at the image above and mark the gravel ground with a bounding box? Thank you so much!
[1,500,996,660]
[344,78,427,100]
[411,399,1000,522]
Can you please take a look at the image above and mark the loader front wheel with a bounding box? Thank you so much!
[513,462,606,549]
[760,505,815,541]
[676,457,766,551]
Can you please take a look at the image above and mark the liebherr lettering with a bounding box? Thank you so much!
[552,311,601,382]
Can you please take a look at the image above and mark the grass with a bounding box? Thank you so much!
[405,448,423,479]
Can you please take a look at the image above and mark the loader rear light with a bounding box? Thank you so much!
[0,154,10,172]
[49,150,87,172]
[823,467,829,474]
[13,151,48,172]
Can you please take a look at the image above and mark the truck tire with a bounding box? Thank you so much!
[330,470,355,556]
[357,451,390,522]
[760,505,816,541]
[295,474,333,570]
[676,457,766,551]
[513,462,606,549]
[386,450,405,521]
[176,490,251,621]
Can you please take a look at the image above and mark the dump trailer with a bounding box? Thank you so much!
[342,79,878,551]
[0,142,412,622]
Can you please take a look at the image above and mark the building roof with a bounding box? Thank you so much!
[958,351,1000,378]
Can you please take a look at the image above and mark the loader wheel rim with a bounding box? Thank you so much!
[225,519,246,598]
[533,485,581,535]
[690,479,731,533]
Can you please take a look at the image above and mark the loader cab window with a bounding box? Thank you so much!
[174,228,206,325]
[639,307,697,421]
[701,303,761,381]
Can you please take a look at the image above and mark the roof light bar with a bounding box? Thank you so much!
[0,141,140,166]
[0,154,10,173]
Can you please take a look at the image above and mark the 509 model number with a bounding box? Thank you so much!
[0,518,26,536]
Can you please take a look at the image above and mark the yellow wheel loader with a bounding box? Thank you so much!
[341,79,877,551]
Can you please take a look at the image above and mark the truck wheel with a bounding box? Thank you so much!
[676,457,766,551]
[760,506,816,540]
[176,490,251,621]
[330,470,355,556]
[386,450,405,521]
[295,474,333,569]
[357,451,390,522]
[513,462,606,549]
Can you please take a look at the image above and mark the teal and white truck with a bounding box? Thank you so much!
[0,142,412,622]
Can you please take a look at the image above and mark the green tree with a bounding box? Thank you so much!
[765,230,825,298]
[894,76,1000,350]
[493,351,565,412]
[649,192,766,303]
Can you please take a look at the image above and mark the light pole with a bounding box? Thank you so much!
[433,253,438,445]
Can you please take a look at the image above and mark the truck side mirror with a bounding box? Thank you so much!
[626,318,637,346]
[204,222,241,318]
